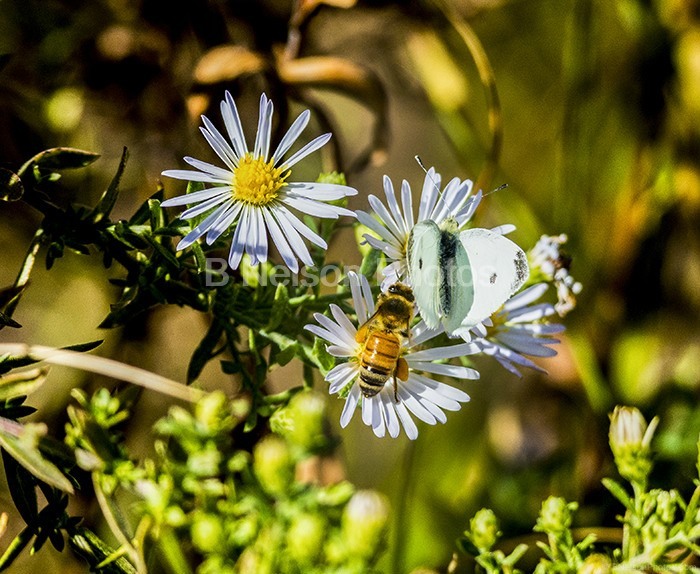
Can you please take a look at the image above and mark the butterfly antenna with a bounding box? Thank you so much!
[481,183,508,198]
[415,155,452,215]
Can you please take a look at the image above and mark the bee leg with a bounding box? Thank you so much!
[394,358,409,403]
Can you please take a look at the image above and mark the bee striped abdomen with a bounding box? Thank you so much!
[359,332,402,398]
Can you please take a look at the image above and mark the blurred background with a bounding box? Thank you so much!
[1,0,700,571]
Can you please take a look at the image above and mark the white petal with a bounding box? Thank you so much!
[330,304,358,339]
[327,345,355,357]
[409,361,479,380]
[222,91,248,157]
[283,195,354,218]
[504,283,549,310]
[254,93,273,159]
[262,207,299,273]
[416,396,447,423]
[417,169,440,222]
[244,206,264,265]
[368,195,404,244]
[382,177,406,235]
[340,384,361,427]
[404,377,461,411]
[407,342,480,362]
[311,313,355,348]
[200,116,238,169]
[177,201,232,249]
[206,202,243,244]
[161,169,229,184]
[455,191,482,226]
[161,186,232,207]
[394,400,419,440]
[275,206,327,249]
[281,132,332,170]
[398,386,437,424]
[362,395,374,426]
[507,304,555,323]
[183,156,235,182]
[272,109,310,162]
[400,179,415,230]
[381,393,401,438]
[327,363,359,394]
[227,206,249,270]
[270,207,313,267]
[285,182,358,200]
[180,193,230,219]
[490,223,516,236]
[412,374,471,403]
[348,271,371,323]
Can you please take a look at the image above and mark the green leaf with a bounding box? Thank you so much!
[0,426,74,493]
[0,525,34,571]
[0,368,47,401]
[1,449,38,526]
[266,283,289,331]
[359,248,381,279]
[91,147,128,223]
[456,535,480,556]
[601,477,632,509]
[69,527,137,574]
[0,310,21,329]
[19,147,100,175]
[0,168,24,202]
[312,337,335,372]
[187,322,224,384]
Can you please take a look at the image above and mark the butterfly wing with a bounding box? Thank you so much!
[458,228,529,328]
[440,231,474,334]
[407,220,442,329]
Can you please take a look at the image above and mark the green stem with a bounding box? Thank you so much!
[157,527,193,574]
[93,475,142,572]
[392,439,418,574]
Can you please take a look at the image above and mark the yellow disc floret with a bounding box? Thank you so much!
[232,154,289,206]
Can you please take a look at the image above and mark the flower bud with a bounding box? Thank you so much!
[195,391,227,431]
[253,436,294,496]
[579,554,612,574]
[270,391,327,452]
[191,513,223,553]
[341,490,390,559]
[467,508,501,552]
[286,512,326,564]
[535,496,576,536]
[609,406,658,484]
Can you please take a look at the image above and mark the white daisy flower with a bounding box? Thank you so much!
[356,168,481,286]
[528,234,582,316]
[160,92,358,273]
[472,283,564,376]
[304,272,479,440]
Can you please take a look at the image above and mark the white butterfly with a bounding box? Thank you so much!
[407,217,529,335]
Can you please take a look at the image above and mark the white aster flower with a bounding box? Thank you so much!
[304,272,479,440]
[160,92,358,273]
[356,168,482,286]
[528,234,582,316]
[472,283,564,376]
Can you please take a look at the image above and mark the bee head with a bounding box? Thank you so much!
[385,282,414,303]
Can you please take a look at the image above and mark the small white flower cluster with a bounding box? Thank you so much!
[160,92,574,439]
[529,234,582,317]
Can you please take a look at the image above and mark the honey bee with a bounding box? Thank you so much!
[355,283,415,401]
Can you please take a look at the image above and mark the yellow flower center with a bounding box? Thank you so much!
[232,154,289,206]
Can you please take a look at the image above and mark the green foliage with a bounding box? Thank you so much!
[458,407,700,573]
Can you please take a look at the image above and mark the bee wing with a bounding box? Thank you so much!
[355,307,387,343]
[457,228,529,328]
[407,220,443,330]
